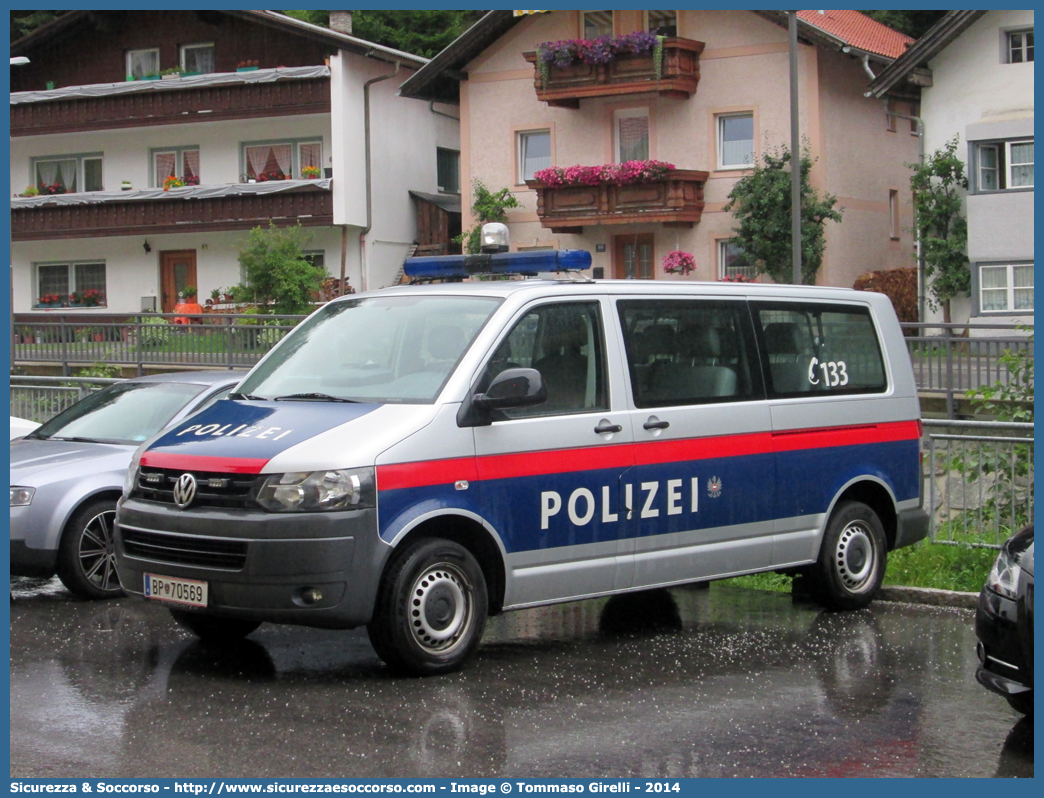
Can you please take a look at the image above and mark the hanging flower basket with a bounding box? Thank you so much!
[662,250,696,276]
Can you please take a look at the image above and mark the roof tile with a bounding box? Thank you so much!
[797,10,913,60]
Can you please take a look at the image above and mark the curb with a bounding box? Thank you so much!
[878,585,978,609]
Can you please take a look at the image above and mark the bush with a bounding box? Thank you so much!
[853,268,918,324]
[138,316,174,347]
[236,223,326,315]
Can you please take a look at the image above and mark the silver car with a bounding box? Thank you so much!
[10,371,241,599]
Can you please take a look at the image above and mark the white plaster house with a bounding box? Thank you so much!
[868,10,1034,327]
[10,11,461,315]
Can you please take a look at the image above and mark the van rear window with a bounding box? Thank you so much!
[751,302,887,397]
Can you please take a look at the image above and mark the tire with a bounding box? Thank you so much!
[56,498,123,599]
[1006,691,1033,716]
[808,500,887,611]
[367,538,488,676]
[170,609,261,642]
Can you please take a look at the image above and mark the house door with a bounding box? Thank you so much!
[159,250,197,312]
[613,234,654,279]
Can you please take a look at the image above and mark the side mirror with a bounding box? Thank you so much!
[472,368,547,411]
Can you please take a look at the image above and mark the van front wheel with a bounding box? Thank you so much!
[368,538,488,676]
[809,501,887,611]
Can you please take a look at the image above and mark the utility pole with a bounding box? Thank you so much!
[789,11,802,284]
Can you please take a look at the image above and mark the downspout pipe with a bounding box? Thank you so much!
[360,58,401,292]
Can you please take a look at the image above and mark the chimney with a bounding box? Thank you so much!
[330,11,353,35]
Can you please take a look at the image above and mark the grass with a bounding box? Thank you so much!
[726,539,998,595]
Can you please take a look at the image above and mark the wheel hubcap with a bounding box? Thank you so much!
[409,564,471,653]
[834,521,875,592]
[79,510,120,593]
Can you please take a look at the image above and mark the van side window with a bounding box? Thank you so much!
[751,302,887,396]
[617,299,761,407]
[482,301,608,418]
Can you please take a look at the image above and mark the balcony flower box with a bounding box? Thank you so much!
[525,167,709,233]
[523,37,705,108]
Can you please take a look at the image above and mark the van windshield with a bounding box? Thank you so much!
[236,295,502,404]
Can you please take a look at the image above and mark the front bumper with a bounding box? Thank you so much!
[115,498,391,629]
[975,585,1033,698]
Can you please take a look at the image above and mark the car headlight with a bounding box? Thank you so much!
[256,468,375,512]
[123,446,145,498]
[10,486,35,507]
[986,547,1021,600]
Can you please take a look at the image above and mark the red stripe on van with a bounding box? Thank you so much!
[139,452,269,474]
[376,420,920,491]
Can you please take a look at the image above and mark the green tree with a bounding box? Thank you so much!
[859,10,948,39]
[10,10,61,42]
[909,136,969,323]
[235,223,326,315]
[457,180,521,254]
[282,10,482,58]
[723,144,843,285]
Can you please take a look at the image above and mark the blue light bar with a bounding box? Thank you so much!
[404,249,592,279]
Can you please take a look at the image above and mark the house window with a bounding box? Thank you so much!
[648,11,677,36]
[889,190,900,240]
[1007,29,1034,63]
[303,251,326,272]
[719,239,756,280]
[126,48,159,79]
[180,43,215,74]
[976,139,1034,191]
[615,108,649,163]
[34,261,106,308]
[32,153,103,194]
[718,113,754,169]
[437,148,460,193]
[152,147,200,187]
[979,264,1034,313]
[242,139,323,181]
[583,11,613,39]
[518,130,551,182]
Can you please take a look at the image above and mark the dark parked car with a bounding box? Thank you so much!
[975,524,1033,715]
[10,372,241,599]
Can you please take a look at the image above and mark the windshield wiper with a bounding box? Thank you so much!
[274,392,359,403]
[228,392,266,401]
[49,436,118,444]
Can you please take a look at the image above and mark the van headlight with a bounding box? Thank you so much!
[257,468,375,512]
[986,546,1022,600]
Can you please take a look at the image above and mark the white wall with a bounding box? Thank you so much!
[12,226,353,314]
[919,10,1034,327]
[921,10,1035,159]
[11,115,333,195]
[331,49,461,290]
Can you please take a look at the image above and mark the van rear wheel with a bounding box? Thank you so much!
[368,538,487,676]
[808,501,887,611]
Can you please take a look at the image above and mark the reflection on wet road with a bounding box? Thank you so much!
[10,578,1032,778]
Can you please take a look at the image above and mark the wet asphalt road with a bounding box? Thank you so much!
[10,578,1033,779]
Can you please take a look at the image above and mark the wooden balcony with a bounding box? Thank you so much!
[525,170,709,233]
[10,74,330,137]
[522,38,705,108]
[11,182,333,241]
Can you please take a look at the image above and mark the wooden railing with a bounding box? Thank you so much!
[525,170,709,233]
[522,38,705,108]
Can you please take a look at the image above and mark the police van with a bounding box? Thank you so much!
[115,231,928,675]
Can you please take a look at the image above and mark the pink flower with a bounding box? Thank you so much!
[662,250,696,275]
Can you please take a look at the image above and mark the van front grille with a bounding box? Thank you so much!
[133,467,262,510]
[122,528,248,570]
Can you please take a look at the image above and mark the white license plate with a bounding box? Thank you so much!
[143,573,208,607]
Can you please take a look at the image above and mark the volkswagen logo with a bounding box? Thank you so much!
[172,473,198,509]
